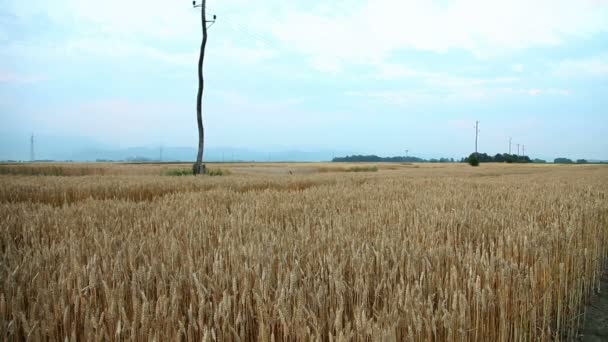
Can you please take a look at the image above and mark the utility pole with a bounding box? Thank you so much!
[509,137,512,155]
[192,0,216,175]
[522,145,525,157]
[474,121,480,155]
[159,146,163,162]
[30,133,35,162]
[517,144,520,156]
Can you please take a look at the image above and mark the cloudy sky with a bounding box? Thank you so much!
[1,0,607,160]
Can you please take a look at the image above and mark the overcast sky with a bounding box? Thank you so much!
[1,0,608,159]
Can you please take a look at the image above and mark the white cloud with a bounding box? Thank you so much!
[425,75,519,89]
[7,0,198,40]
[0,70,47,83]
[346,90,435,105]
[512,64,524,73]
[268,0,608,71]
[7,0,608,75]
[4,0,282,73]
[554,54,608,77]
[215,91,305,114]
[375,64,435,80]
[212,42,279,65]
[373,63,520,87]
[347,85,572,106]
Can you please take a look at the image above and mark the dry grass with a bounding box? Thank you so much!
[317,165,379,173]
[1,163,607,341]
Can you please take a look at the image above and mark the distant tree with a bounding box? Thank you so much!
[532,158,546,163]
[504,154,517,163]
[463,153,532,164]
[468,154,480,166]
[554,158,574,164]
[576,159,588,164]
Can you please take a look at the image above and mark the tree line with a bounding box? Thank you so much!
[554,158,590,164]
[464,153,533,164]
[334,154,598,164]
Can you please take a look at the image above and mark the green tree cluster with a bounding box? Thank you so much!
[554,158,574,164]
[464,153,531,164]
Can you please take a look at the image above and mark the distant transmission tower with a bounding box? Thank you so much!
[522,145,525,157]
[509,137,512,155]
[474,121,480,155]
[30,133,35,162]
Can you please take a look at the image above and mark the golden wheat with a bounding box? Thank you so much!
[1,163,607,341]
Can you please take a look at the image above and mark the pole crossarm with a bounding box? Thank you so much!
[193,1,217,28]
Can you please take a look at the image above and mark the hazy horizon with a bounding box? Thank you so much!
[1,132,605,162]
[1,0,607,160]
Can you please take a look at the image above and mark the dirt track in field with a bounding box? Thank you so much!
[581,271,608,341]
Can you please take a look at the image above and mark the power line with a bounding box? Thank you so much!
[220,16,276,48]
[204,5,277,48]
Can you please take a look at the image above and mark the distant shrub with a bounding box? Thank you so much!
[163,168,192,176]
[468,154,480,167]
[206,168,229,176]
[554,158,574,164]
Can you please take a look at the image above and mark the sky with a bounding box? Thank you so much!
[1,0,608,160]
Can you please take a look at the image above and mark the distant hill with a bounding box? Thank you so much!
[333,155,455,163]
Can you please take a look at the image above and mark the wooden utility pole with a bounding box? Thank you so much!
[192,0,216,175]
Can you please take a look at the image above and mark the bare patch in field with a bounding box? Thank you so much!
[581,271,608,341]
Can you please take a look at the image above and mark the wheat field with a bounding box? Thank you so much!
[1,162,607,341]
